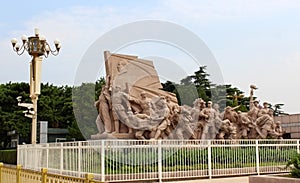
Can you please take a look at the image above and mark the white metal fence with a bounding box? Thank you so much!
[17,139,298,182]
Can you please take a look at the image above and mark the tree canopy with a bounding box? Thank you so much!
[0,82,95,148]
[161,66,273,113]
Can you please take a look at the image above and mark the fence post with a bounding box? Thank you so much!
[0,162,3,183]
[78,141,82,177]
[16,165,22,183]
[208,140,212,179]
[41,168,48,183]
[24,145,27,169]
[17,145,20,165]
[101,140,105,182]
[158,140,162,183]
[35,145,38,170]
[85,173,94,183]
[60,143,63,174]
[255,140,260,175]
[46,144,49,169]
[297,140,299,154]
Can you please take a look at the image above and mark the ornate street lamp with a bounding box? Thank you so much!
[11,28,61,144]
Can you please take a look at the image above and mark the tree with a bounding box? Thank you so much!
[191,66,212,99]
[224,84,248,112]
[180,76,193,86]
[71,78,106,140]
[161,81,176,93]
[0,82,32,147]
[269,103,288,116]
[162,66,251,112]
[162,66,212,105]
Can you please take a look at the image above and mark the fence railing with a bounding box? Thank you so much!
[0,163,104,183]
[17,139,298,182]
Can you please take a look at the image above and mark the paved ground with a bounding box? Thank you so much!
[165,176,249,183]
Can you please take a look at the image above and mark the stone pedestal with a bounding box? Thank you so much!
[91,133,135,140]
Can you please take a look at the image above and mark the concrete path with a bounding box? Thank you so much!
[165,176,249,183]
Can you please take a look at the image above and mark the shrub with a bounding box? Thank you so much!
[0,149,17,164]
[286,152,300,178]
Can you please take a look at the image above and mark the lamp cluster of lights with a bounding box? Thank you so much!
[11,28,61,57]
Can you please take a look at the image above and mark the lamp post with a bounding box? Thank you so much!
[11,28,61,144]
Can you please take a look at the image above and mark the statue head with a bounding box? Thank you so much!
[117,61,127,72]
[253,100,259,107]
[225,106,232,111]
[207,101,212,108]
[140,91,147,98]
[213,103,220,110]
[263,102,269,108]
[250,84,258,90]
[153,96,166,107]
[193,98,205,108]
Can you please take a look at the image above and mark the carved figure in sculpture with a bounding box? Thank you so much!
[274,121,283,139]
[248,85,260,122]
[117,60,127,72]
[217,119,236,139]
[164,95,180,138]
[258,102,271,118]
[126,110,154,130]
[212,103,224,137]
[255,102,274,136]
[199,99,206,111]
[165,95,179,121]
[111,85,133,132]
[201,101,219,139]
[221,106,239,138]
[223,106,239,125]
[129,91,152,140]
[151,96,171,140]
[175,107,196,139]
[190,98,201,122]
[255,108,279,139]
[213,103,222,119]
[192,98,206,114]
[95,85,112,133]
[189,98,207,139]
[236,111,255,139]
[94,115,105,135]
[130,91,152,116]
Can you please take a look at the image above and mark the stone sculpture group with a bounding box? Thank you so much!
[92,51,283,140]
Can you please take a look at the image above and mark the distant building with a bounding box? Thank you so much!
[275,114,300,139]
[7,130,19,148]
[8,121,70,147]
[39,121,70,143]
[47,128,69,142]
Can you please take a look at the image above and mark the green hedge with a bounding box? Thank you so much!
[286,152,300,178]
[0,149,17,164]
[101,147,297,173]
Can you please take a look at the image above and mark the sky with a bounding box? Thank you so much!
[1,0,300,114]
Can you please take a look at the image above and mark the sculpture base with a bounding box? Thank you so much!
[91,132,135,140]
